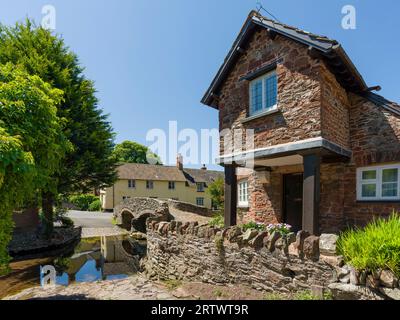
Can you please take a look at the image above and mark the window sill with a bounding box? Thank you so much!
[238,204,249,208]
[241,107,280,124]
[356,200,400,203]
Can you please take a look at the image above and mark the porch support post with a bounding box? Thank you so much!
[302,153,320,235]
[224,163,237,227]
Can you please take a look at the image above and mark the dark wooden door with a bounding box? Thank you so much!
[283,173,303,233]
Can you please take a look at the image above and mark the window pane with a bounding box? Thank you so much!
[362,184,376,197]
[382,169,398,183]
[362,170,376,180]
[265,74,277,109]
[382,183,398,197]
[251,80,263,113]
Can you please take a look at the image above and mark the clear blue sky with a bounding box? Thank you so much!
[1,0,399,170]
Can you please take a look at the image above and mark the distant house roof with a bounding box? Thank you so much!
[117,163,187,182]
[116,163,223,185]
[183,168,224,186]
[201,10,369,108]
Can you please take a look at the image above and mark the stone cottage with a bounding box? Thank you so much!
[201,11,400,234]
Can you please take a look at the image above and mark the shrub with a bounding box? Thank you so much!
[241,221,266,232]
[60,217,74,228]
[69,194,99,211]
[337,213,400,276]
[209,212,224,228]
[88,199,102,212]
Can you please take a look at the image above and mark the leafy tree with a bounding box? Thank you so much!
[207,177,224,209]
[0,20,117,235]
[0,64,69,274]
[113,140,162,164]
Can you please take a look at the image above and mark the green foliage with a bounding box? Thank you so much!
[266,223,292,236]
[337,213,400,276]
[206,177,224,209]
[69,194,99,211]
[88,199,102,212]
[209,211,224,228]
[241,221,266,232]
[293,290,319,300]
[0,63,69,274]
[112,140,162,165]
[162,279,182,291]
[0,19,117,236]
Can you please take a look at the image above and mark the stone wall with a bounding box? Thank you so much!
[144,221,399,299]
[145,221,338,294]
[320,62,351,150]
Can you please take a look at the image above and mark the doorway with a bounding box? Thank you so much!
[283,173,303,233]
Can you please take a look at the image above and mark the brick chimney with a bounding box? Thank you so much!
[176,154,183,171]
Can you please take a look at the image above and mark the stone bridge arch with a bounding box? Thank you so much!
[114,198,171,232]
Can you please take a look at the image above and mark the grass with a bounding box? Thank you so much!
[214,236,224,253]
[213,289,224,297]
[162,279,182,291]
[263,290,332,300]
[337,213,400,276]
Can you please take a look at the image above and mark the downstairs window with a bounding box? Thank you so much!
[357,164,400,201]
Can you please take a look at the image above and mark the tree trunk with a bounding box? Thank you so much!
[41,192,54,238]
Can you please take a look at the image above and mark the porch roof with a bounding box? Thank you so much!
[216,137,351,166]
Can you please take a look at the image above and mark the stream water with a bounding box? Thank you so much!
[0,235,141,299]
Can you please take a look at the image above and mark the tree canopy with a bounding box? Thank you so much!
[206,177,224,209]
[0,63,70,274]
[0,20,117,235]
[0,20,117,193]
[112,140,162,165]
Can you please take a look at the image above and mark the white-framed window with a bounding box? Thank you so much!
[128,179,135,189]
[196,182,205,192]
[196,197,204,207]
[249,70,278,116]
[238,181,249,207]
[146,180,154,189]
[357,164,400,201]
[168,181,175,190]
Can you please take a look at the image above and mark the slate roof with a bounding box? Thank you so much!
[117,163,187,182]
[361,92,400,116]
[201,10,368,108]
[183,168,224,186]
[116,163,223,185]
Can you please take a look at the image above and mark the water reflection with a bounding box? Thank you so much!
[0,234,138,298]
[54,235,133,285]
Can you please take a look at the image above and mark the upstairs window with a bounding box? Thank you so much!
[128,179,135,189]
[196,182,205,192]
[168,181,175,190]
[249,70,278,116]
[357,164,400,201]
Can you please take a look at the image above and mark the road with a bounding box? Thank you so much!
[66,210,114,228]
